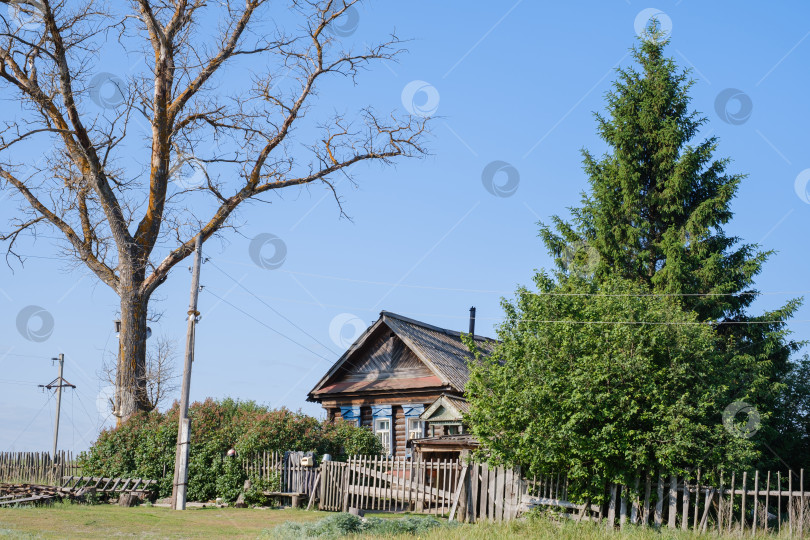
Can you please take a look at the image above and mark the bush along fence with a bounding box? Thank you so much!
[0,452,80,485]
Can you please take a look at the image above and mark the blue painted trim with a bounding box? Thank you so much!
[371,405,392,417]
[339,406,361,427]
[371,405,393,455]
[402,404,425,417]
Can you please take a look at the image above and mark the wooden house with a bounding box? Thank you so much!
[307,311,496,457]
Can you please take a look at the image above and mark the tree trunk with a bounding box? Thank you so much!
[116,288,151,421]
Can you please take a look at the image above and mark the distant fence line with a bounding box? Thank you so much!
[0,451,80,485]
[0,450,317,495]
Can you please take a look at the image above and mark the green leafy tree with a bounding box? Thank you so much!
[466,275,758,502]
[538,23,804,468]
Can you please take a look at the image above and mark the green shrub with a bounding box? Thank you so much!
[265,513,450,539]
[78,398,382,502]
[244,471,282,506]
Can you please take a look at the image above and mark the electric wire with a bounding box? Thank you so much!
[9,393,53,448]
[207,259,340,356]
[203,288,335,363]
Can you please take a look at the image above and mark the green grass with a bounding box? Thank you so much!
[268,511,797,540]
[0,502,328,539]
[354,517,795,540]
[0,504,798,539]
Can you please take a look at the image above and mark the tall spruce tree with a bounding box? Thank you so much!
[539,25,804,468]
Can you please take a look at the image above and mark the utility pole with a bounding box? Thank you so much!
[171,234,203,510]
[39,354,75,465]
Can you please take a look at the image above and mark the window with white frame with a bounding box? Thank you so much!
[407,418,423,440]
[374,418,391,453]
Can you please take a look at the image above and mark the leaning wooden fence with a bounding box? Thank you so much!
[0,452,80,485]
[500,468,810,536]
[310,456,810,537]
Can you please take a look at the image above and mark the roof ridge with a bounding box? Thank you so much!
[380,310,495,342]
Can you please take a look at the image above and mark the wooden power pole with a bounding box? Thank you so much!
[39,353,75,476]
[171,234,203,510]
[38,354,75,459]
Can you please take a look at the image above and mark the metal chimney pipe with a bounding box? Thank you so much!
[469,306,476,336]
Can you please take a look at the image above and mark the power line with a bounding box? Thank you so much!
[270,267,810,298]
[0,352,54,359]
[9,393,53,449]
[506,319,809,326]
[203,288,335,363]
[0,379,41,385]
[10,250,810,298]
[208,259,340,356]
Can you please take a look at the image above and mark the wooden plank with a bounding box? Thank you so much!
[493,466,503,522]
[619,484,628,529]
[399,457,406,510]
[470,462,479,523]
[692,469,700,531]
[341,461,350,512]
[667,475,677,529]
[799,469,804,538]
[448,465,469,521]
[390,456,396,511]
[407,456,414,511]
[764,471,770,534]
[358,456,365,510]
[699,488,713,533]
[479,463,489,521]
[753,470,759,534]
[606,484,617,530]
[717,472,724,533]
[777,472,782,535]
[681,474,689,530]
[306,472,320,511]
[488,464,496,522]
[654,472,663,528]
[372,456,379,511]
[487,467,498,522]
[789,471,793,536]
[726,472,737,533]
[740,471,747,534]
[642,473,651,527]
[630,476,640,525]
[504,467,514,521]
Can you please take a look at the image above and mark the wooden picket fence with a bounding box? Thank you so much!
[311,457,810,536]
[241,451,318,496]
[318,456,464,514]
[0,452,80,485]
[314,456,524,520]
[518,469,810,536]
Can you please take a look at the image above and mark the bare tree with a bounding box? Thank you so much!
[101,334,180,413]
[0,0,428,420]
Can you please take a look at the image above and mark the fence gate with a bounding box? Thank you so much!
[329,456,461,515]
[318,461,347,511]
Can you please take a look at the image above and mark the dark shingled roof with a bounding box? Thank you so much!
[308,311,498,399]
[381,311,497,392]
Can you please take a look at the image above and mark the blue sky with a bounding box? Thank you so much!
[2,1,810,453]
